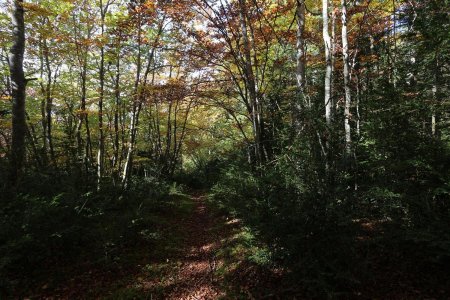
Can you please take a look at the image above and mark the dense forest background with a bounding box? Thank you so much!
[0,0,449,298]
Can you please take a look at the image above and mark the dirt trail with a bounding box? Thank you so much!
[29,192,244,299]
[144,192,227,299]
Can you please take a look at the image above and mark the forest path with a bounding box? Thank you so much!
[29,190,275,299]
[142,191,228,299]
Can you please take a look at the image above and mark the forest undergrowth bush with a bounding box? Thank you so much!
[209,157,359,297]
[0,170,181,297]
[208,141,450,297]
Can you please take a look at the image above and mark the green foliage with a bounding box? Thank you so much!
[208,151,360,297]
[0,172,180,297]
[208,109,450,296]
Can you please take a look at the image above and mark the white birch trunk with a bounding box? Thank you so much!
[322,0,332,125]
[341,0,352,156]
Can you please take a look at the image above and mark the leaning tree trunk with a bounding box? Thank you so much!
[121,15,164,188]
[8,0,27,187]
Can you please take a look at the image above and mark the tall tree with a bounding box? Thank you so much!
[238,0,264,164]
[294,0,306,132]
[72,1,95,174]
[341,0,352,157]
[8,0,27,186]
[121,4,166,187]
[121,6,143,188]
[322,0,332,125]
[97,0,111,189]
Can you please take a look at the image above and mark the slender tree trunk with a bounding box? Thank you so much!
[121,15,164,187]
[431,51,440,138]
[8,0,27,187]
[42,38,56,165]
[77,59,93,173]
[294,0,306,131]
[122,103,140,188]
[122,13,143,188]
[330,1,336,121]
[39,36,48,165]
[26,113,41,168]
[73,8,93,175]
[392,0,397,88]
[341,0,352,157]
[356,73,361,139]
[38,35,56,167]
[97,0,107,190]
[238,0,263,164]
[322,0,332,125]
[164,67,174,173]
[113,49,121,172]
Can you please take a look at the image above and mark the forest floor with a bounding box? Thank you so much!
[27,191,282,299]
[22,190,450,299]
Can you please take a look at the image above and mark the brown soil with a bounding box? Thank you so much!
[139,192,227,299]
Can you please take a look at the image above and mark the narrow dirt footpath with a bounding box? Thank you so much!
[143,192,229,299]
[27,191,281,299]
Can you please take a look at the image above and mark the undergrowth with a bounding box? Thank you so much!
[0,171,186,298]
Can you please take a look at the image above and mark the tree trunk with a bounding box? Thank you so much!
[431,51,441,138]
[122,12,143,188]
[322,0,332,125]
[341,0,352,157]
[97,0,107,190]
[76,59,93,173]
[121,15,164,187]
[294,0,306,132]
[73,8,93,175]
[26,113,42,168]
[330,1,336,121]
[238,0,263,164]
[8,0,27,187]
[113,48,121,172]
[39,34,56,167]
[39,35,48,165]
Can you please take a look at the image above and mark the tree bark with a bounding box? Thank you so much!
[341,0,352,156]
[322,0,332,125]
[39,32,56,167]
[431,51,441,138]
[76,57,93,173]
[121,15,165,188]
[8,0,27,187]
[330,1,336,121]
[73,7,93,175]
[44,37,56,166]
[294,0,306,131]
[121,13,142,188]
[113,47,121,172]
[238,0,263,164]
[39,35,48,165]
[97,0,108,190]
